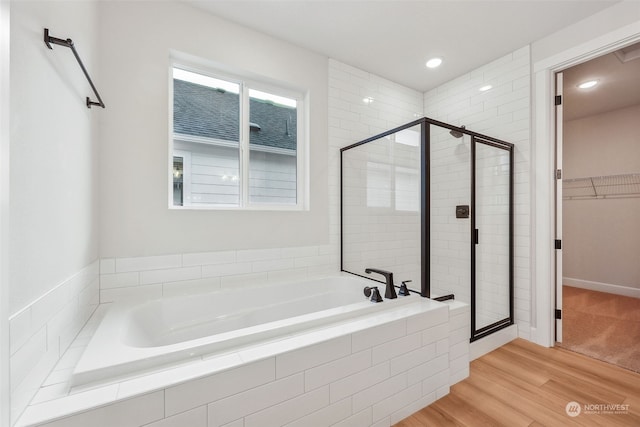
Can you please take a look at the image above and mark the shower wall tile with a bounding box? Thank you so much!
[161,277,221,297]
[115,254,182,273]
[140,266,202,285]
[98,245,339,303]
[182,251,236,267]
[100,272,139,289]
[100,284,163,303]
[425,45,532,340]
[329,59,424,292]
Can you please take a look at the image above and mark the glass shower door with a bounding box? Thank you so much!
[472,137,513,340]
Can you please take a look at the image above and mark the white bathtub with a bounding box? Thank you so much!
[72,275,416,387]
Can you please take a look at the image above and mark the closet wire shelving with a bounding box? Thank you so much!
[563,173,640,200]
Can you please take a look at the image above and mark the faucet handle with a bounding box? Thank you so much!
[399,280,411,296]
[363,286,383,303]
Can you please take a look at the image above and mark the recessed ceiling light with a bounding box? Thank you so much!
[479,85,493,92]
[578,80,598,89]
[362,96,374,104]
[426,57,443,69]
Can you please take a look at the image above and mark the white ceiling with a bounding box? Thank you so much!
[562,41,640,121]
[184,0,621,92]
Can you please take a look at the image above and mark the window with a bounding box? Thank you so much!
[170,65,305,209]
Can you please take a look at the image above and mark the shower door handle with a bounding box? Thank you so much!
[474,228,479,245]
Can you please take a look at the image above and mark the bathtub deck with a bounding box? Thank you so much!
[17,298,469,427]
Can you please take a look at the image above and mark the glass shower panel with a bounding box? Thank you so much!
[475,141,511,331]
[429,125,472,302]
[342,124,422,292]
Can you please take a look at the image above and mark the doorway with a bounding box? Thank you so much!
[555,41,640,372]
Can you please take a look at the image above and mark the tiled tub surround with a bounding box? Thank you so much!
[9,261,100,425]
[17,291,469,427]
[99,246,338,304]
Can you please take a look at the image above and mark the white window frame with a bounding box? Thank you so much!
[168,59,308,211]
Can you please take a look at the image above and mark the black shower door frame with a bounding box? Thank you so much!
[340,118,514,341]
[470,136,515,342]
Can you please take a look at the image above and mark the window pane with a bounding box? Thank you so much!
[173,68,240,206]
[173,156,184,206]
[248,89,297,205]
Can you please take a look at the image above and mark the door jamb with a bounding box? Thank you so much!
[532,23,640,347]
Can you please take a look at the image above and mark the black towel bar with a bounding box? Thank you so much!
[44,28,105,109]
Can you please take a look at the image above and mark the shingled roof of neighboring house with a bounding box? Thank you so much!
[173,79,297,151]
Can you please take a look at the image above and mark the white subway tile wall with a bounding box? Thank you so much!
[330,59,424,295]
[9,261,99,424]
[99,246,337,303]
[21,302,468,427]
[425,46,531,339]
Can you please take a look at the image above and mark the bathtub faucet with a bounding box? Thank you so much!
[364,268,397,299]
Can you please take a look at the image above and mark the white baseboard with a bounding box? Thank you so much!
[470,324,518,361]
[563,277,640,299]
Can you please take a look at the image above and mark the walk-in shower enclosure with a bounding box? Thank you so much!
[340,118,514,341]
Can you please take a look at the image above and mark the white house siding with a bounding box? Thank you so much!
[249,150,297,205]
[174,140,296,206]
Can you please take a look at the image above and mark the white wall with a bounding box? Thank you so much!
[531,0,640,64]
[9,1,99,316]
[1,1,11,425]
[97,1,329,257]
[563,104,640,290]
[8,1,100,423]
[424,46,532,339]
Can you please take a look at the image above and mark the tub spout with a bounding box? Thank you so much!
[364,268,397,299]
